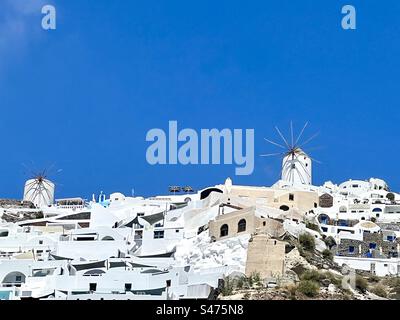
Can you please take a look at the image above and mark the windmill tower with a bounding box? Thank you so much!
[23,170,55,208]
[261,122,320,186]
[281,147,312,185]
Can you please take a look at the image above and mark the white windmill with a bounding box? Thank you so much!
[23,170,55,208]
[261,122,321,185]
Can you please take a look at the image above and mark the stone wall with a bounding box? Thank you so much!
[209,207,261,241]
[245,234,286,279]
[337,232,400,258]
[209,207,285,241]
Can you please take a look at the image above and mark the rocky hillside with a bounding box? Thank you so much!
[218,231,399,300]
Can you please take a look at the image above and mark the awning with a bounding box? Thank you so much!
[140,212,164,225]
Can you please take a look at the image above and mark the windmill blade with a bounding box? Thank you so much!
[21,162,37,179]
[290,121,294,148]
[264,138,286,149]
[308,156,322,164]
[275,126,291,149]
[289,163,294,183]
[24,179,39,189]
[42,185,53,203]
[260,152,286,157]
[294,122,308,146]
[299,131,320,148]
[293,153,312,177]
[294,166,307,184]
[295,150,322,165]
[281,155,292,180]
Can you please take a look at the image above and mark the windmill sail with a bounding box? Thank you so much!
[23,171,55,208]
[261,122,321,185]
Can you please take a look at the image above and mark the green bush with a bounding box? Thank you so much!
[383,277,400,288]
[301,270,320,282]
[299,233,316,252]
[389,285,400,300]
[298,246,313,260]
[322,249,333,261]
[301,270,342,287]
[221,276,234,296]
[321,271,342,287]
[287,284,297,300]
[250,272,262,286]
[368,275,381,283]
[356,275,368,293]
[297,280,320,297]
[236,276,245,289]
[383,277,400,299]
[306,222,320,232]
[234,273,262,290]
[371,284,387,298]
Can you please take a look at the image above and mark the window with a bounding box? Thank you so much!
[125,283,132,291]
[339,206,347,213]
[263,221,266,226]
[135,230,143,239]
[349,246,355,253]
[76,236,95,241]
[15,276,22,282]
[371,263,376,275]
[153,231,165,239]
[39,240,43,245]
[175,229,180,233]
[289,194,294,201]
[369,243,377,249]
[0,231,8,237]
[166,280,171,287]
[220,224,229,237]
[89,283,97,292]
[280,205,289,211]
[238,219,246,233]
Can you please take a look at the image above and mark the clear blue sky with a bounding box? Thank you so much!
[1,0,399,199]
